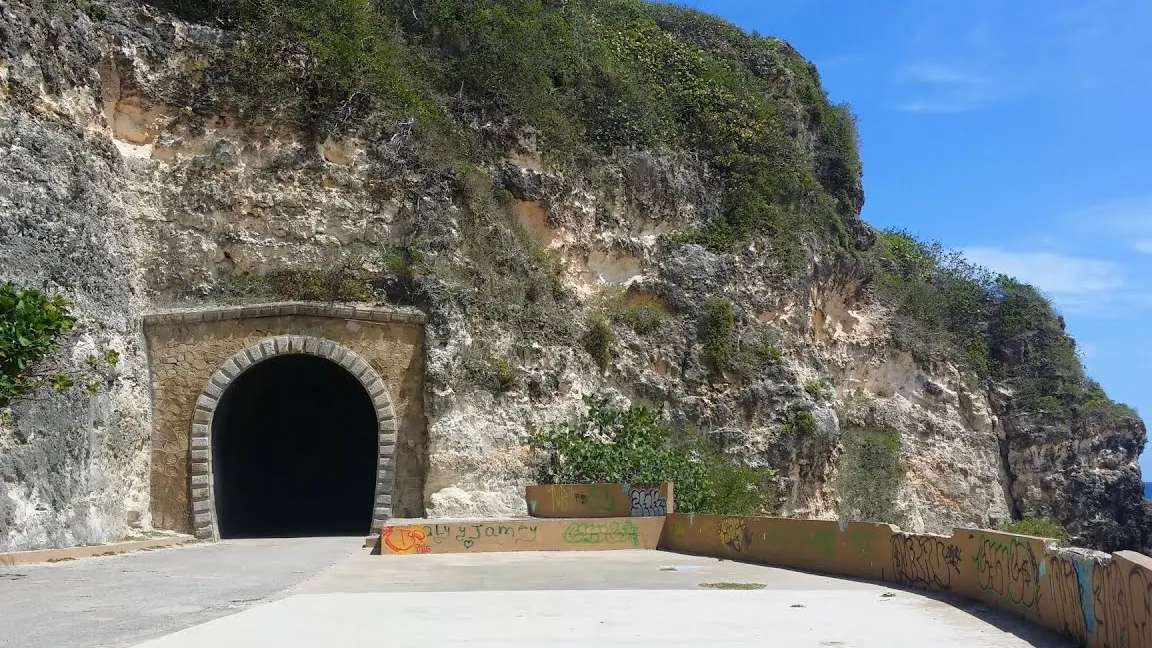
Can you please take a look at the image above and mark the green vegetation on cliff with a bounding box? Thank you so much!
[530,397,775,514]
[156,0,1135,424]
[873,229,1135,424]
[155,0,863,270]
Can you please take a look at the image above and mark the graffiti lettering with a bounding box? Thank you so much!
[890,535,962,589]
[573,484,616,513]
[718,518,753,553]
[629,487,667,517]
[973,534,1040,609]
[562,521,640,547]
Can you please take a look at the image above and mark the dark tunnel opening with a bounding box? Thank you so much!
[211,353,378,538]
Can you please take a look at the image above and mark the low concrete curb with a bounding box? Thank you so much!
[0,535,197,567]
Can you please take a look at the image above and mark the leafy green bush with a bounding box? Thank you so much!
[1002,517,1068,543]
[581,316,616,373]
[0,283,78,408]
[529,396,774,515]
[836,426,905,524]
[699,297,734,371]
[0,283,118,409]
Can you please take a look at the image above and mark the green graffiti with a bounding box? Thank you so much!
[812,528,836,556]
[847,527,873,555]
[973,534,1041,609]
[563,521,640,547]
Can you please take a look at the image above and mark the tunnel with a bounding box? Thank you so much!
[211,353,379,538]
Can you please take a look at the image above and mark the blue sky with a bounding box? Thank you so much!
[675,0,1152,476]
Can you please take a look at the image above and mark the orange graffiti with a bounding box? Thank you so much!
[382,526,429,554]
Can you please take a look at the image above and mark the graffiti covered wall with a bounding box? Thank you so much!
[524,483,674,518]
[662,513,1152,648]
[378,517,665,555]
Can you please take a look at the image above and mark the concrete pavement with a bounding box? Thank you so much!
[0,537,360,648]
[131,589,1068,648]
[0,538,1074,647]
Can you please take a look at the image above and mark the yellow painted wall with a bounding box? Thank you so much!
[525,483,673,518]
[663,513,1152,648]
[378,517,665,554]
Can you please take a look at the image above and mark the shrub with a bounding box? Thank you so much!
[782,410,817,435]
[699,297,734,371]
[1002,517,1068,543]
[581,316,616,373]
[221,255,374,303]
[803,380,823,400]
[0,283,78,408]
[836,426,904,524]
[0,283,117,409]
[490,358,522,394]
[529,396,774,515]
[610,293,667,335]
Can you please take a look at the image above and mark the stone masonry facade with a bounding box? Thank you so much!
[143,303,426,538]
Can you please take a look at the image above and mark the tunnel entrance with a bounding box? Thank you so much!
[211,353,378,538]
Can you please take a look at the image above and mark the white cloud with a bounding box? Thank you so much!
[961,248,1124,296]
[897,63,986,85]
[893,63,1000,113]
[1135,240,1152,254]
[895,101,980,114]
[1071,196,1152,234]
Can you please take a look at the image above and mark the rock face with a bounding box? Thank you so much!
[0,0,1146,553]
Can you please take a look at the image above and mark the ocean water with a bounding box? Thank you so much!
[1146,481,1151,499]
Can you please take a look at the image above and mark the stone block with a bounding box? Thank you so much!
[192,462,209,475]
[191,474,209,486]
[191,449,209,461]
[195,394,216,412]
[191,436,209,449]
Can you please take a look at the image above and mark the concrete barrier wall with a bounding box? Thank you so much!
[379,517,665,555]
[662,513,1152,648]
[525,482,674,518]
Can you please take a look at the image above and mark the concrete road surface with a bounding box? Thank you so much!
[0,539,1073,648]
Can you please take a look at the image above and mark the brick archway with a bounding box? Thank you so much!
[189,335,397,540]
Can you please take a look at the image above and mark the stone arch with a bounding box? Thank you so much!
[189,334,396,541]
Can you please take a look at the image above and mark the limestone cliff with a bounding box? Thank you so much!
[0,0,1146,553]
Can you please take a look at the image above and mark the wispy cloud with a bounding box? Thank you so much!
[892,62,999,113]
[1072,196,1152,232]
[1067,196,1152,253]
[958,247,1147,317]
[962,248,1124,295]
